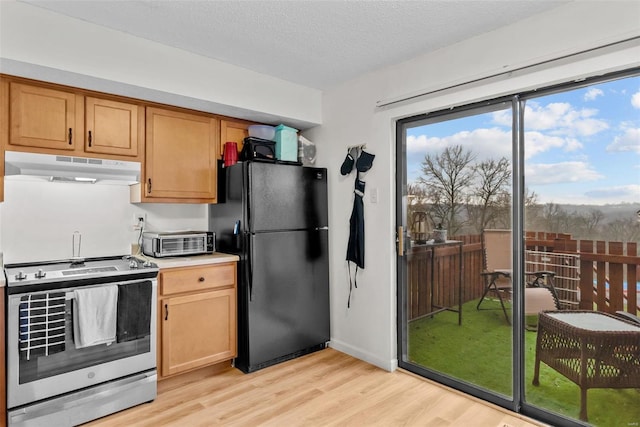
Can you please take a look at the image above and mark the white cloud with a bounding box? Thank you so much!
[407,127,512,161]
[525,161,603,185]
[524,132,583,158]
[584,184,640,201]
[537,184,640,204]
[408,127,586,165]
[570,117,609,136]
[606,127,640,153]
[632,90,640,109]
[496,101,609,137]
[584,88,604,101]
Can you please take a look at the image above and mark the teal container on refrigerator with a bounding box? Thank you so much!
[274,124,298,161]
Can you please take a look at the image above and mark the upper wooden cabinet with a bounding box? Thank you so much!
[2,77,259,205]
[9,82,80,151]
[144,107,218,203]
[1,79,8,203]
[84,96,142,157]
[220,119,251,158]
[6,80,142,159]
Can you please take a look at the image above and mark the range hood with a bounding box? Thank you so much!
[4,151,141,185]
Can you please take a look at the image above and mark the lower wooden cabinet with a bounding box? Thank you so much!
[157,262,237,379]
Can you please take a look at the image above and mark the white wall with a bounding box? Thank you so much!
[307,1,640,370]
[1,179,208,263]
[0,1,322,130]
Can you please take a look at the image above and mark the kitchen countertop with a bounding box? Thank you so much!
[142,252,239,269]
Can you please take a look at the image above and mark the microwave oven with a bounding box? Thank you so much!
[142,231,215,258]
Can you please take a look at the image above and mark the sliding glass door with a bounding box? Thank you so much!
[397,100,516,408]
[520,73,640,427]
[397,70,639,427]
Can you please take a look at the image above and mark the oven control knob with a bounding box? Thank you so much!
[35,269,47,279]
[143,260,153,268]
[15,270,27,280]
[129,260,139,269]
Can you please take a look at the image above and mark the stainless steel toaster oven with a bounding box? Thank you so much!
[142,231,215,258]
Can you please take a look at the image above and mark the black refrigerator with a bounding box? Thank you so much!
[209,161,330,373]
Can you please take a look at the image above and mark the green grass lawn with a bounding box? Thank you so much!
[408,299,640,427]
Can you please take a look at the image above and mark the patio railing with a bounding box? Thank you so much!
[526,232,639,316]
[406,232,639,321]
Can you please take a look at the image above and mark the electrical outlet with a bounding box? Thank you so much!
[132,212,146,230]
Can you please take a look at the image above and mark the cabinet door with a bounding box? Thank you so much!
[85,96,141,157]
[146,107,218,201]
[9,82,79,150]
[220,119,250,158]
[1,79,8,202]
[161,288,236,377]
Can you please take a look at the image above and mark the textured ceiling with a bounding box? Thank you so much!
[22,0,569,90]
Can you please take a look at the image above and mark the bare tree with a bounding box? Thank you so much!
[573,209,605,239]
[468,157,511,232]
[602,217,640,243]
[418,145,475,235]
[537,203,571,233]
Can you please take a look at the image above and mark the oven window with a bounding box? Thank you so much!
[19,298,151,384]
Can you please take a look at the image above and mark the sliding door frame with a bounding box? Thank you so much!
[396,66,640,427]
[395,96,520,412]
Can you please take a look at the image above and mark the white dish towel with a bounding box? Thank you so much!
[73,285,118,349]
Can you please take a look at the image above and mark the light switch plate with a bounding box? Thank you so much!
[370,188,378,204]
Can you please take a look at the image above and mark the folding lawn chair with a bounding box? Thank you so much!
[477,229,559,325]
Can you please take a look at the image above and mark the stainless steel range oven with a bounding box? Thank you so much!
[4,256,159,427]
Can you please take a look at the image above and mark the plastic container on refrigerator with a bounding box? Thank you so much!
[274,125,298,162]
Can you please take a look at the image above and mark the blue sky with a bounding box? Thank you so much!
[406,75,640,205]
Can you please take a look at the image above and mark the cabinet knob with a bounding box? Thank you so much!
[68,128,73,145]
[198,277,205,282]
[88,130,92,147]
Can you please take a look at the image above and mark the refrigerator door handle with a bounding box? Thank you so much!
[245,232,253,301]
[316,226,329,230]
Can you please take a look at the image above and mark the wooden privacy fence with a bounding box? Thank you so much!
[407,232,639,321]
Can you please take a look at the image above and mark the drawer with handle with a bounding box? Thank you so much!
[160,263,236,295]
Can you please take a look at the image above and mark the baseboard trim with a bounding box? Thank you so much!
[328,339,398,372]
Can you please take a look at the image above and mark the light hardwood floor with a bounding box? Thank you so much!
[86,348,545,427]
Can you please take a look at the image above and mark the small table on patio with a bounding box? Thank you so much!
[533,310,640,422]
[415,240,463,325]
